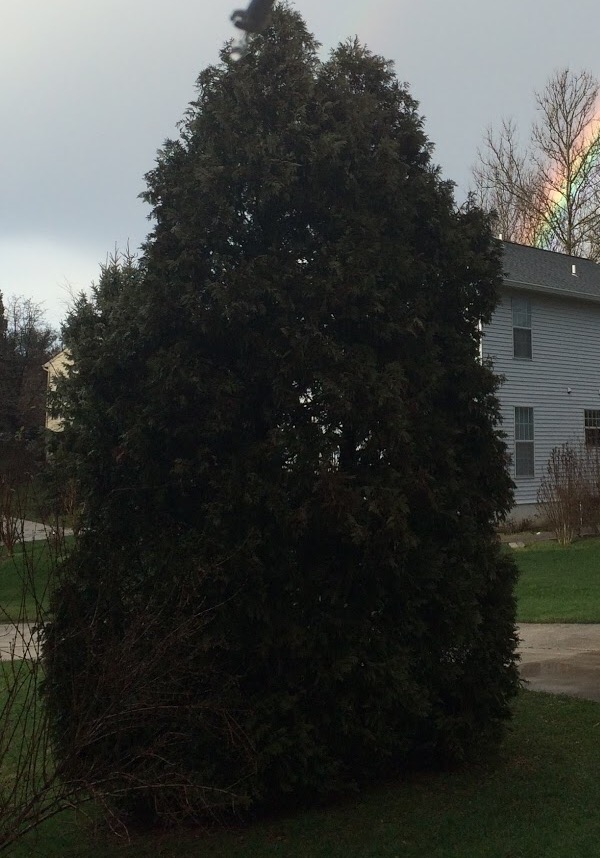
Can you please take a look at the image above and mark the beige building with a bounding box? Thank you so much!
[42,349,72,432]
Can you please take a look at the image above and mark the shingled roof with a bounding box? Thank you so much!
[502,241,600,302]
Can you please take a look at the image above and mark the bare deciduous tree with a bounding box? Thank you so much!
[473,69,600,259]
[472,118,541,243]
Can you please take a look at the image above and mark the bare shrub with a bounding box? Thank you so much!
[59,478,81,533]
[42,566,248,831]
[538,443,583,545]
[510,516,538,534]
[0,478,26,557]
[0,483,240,851]
[537,442,600,545]
[0,518,75,851]
[497,515,540,535]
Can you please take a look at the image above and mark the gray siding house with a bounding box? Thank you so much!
[483,242,600,515]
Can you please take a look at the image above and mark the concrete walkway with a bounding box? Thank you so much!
[15,520,73,542]
[0,623,40,661]
[0,520,71,662]
[518,623,600,703]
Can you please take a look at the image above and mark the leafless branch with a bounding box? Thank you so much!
[472,68,600,259]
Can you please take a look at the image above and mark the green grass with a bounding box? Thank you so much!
[514,536,600,622]
[8,691,600,857]
[3,533,599,854]
[0,539,69,623]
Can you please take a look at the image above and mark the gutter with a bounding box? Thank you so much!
[503,277,600,305]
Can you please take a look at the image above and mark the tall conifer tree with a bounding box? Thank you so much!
[45,7,518,822]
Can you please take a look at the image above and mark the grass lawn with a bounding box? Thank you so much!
[3,535,598,855]
[0,538,70,623]
[8,691,600,858]
[514,536,600,622]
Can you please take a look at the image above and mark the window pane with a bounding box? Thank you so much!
[585,428,600,447]
[512,298,531,329]
[585,411,600,446]
[515,407,534,441]
[513,328,532,358]
[515,442,534,477]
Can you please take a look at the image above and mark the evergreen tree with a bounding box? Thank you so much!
[0,291,6,341]
[0,294,57,474]
[0,292,8,435]
[44,7,519,823]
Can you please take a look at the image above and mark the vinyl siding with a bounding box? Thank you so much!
[483,287,600,505]
[43,349,72,432]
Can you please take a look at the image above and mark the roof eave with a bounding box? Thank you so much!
[503,277,600,305]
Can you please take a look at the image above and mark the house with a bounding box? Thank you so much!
[42,348,72,432]
[484,242,600,518]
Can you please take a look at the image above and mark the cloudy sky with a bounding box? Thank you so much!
[3,0,599,329]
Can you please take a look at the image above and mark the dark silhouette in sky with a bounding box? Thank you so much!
[231,0,276,33]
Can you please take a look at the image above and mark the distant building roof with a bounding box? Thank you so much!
[502,241,600,303]
[42,348,71,373]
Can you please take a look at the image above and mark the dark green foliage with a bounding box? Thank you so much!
[43,7,519,823]
[0,294,58,476]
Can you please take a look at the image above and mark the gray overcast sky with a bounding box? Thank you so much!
[3,0,600,328]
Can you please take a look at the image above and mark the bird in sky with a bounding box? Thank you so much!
[231,0,277,34]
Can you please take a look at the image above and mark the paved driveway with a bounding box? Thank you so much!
[0,617,599,690]
[518,623,600,702]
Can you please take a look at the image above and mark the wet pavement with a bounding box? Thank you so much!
[0,614,599,695]
[518,623,600,702]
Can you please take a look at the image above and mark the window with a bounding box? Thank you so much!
[585,410,600,447]
[515,407,534,477]
[512,297,532,359]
